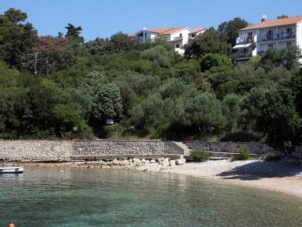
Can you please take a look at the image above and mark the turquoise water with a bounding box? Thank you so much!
[1,166,302,226]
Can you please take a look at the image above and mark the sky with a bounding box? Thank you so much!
[1,0,302,41]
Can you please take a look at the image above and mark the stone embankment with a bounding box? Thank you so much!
[2,140,302,164]
[0,140,184,163]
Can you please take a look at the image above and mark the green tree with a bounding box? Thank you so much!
[175,90,227,135]
[0,9,37,67]
[222,94,240,131]
[53,103,92,139]
[109,32,135,52]
[277,15,289,19]
[258,46,301,72]
[240,87,270,130]
[140,45,175,67]
[185,27,231,58]
[65,23,84,43]
[218,17,248,46]
[159,78,188,100]
[286,69,302,117]
[92,83,123,121]
[143,35,174,51]
[174,59,200,82]
[128,94,174,138]
[200,53,232,72]
[4,8,27,24]
[85,37,108,55]
[256,90,302,153]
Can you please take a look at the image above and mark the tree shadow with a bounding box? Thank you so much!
[217,161,302,180]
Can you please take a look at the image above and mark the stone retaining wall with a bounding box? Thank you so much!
[184,142,274,155]
[0,140,184,162]
[2,140,301,163]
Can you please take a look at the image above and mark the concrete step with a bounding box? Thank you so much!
[186,151,260,161]
[208,152,259,158]
[209,157,229,160]
[173,142,191,156]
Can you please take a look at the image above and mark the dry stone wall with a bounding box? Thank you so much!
[0,140,184,162]
[184,142,274,155]
[2,140,301,163]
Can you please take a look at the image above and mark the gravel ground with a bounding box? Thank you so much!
[136,160,302,198]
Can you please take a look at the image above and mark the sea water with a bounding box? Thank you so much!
[0,166,302,226]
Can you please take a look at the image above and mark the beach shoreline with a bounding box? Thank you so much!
[136,160,302,199]
[4,159,302,199]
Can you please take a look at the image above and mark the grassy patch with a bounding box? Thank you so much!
[231,148,251,161]
[191,149,210,162]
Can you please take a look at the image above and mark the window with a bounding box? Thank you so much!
[248,32,253,42]
[176,44,180,48]
[287,28,293,38]
[179,33,182,37]
[191,34,195,38]
[267,30,273,40]
[287,27,292,34]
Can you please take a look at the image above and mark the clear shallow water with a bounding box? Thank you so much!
[1,166,302,226]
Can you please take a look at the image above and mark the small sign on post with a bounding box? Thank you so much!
[106,119,114,125]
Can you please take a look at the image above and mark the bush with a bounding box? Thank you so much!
[191,149,210,162]
[261,153,281,162]
[231,148,250,161]
[200,53,232,72]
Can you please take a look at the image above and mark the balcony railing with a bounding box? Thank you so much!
[258,32,296,42]
[237,37,254,44]
[172,36,183,41]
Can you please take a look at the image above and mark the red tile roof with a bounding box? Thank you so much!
[162,27,187,35]
[190,28,205,34]
[241,15,302,31]
[148,28,174,34]
[130,27,205,37]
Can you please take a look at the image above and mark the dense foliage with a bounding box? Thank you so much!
[1,8,302,152]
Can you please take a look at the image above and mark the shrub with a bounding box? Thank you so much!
[231,148,250,161]
[191,149,210,162]
[261,153,281,162]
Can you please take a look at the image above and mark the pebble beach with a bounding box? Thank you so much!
[136,160,302,199]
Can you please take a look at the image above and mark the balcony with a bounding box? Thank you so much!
[136,37,144,43]
[258,32,296,42]
[237,37,254,44]
[171,36,183,41]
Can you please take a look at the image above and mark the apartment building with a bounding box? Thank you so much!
[130,27,205,55]
[233,15,302,63]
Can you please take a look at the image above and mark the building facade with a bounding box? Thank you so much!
[233,16,302,63]
[130,27,205,55]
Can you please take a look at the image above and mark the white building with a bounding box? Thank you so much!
[130,27,205,55]
[233,15,302,63]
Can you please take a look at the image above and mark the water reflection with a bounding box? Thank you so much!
[0,166,302,226]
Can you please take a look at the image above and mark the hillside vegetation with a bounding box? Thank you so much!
[1,8,302,153]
